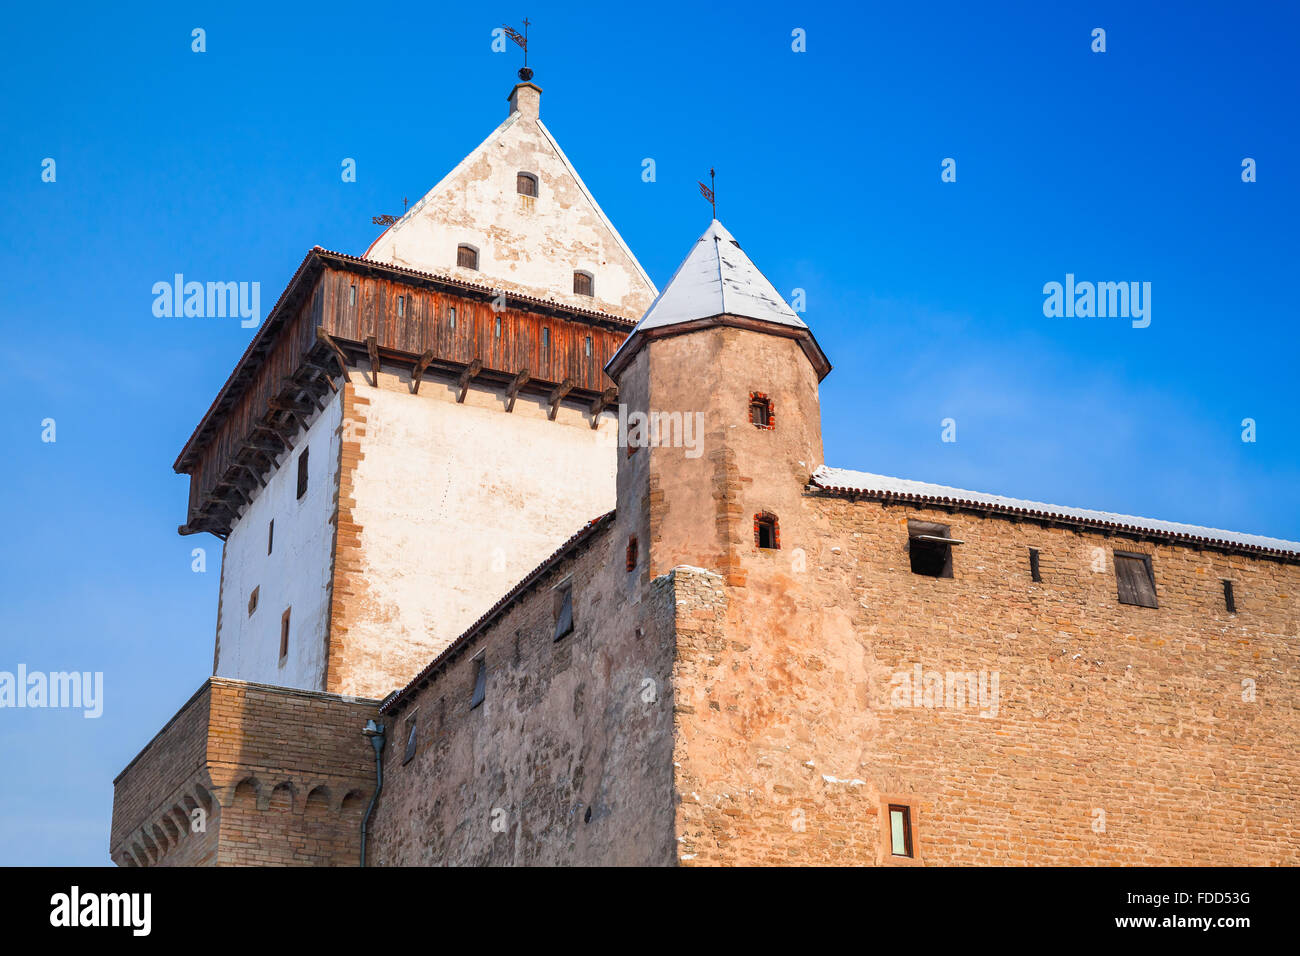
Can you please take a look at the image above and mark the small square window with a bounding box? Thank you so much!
[457,245,478,270]
[749,392,774,430]
[908,520,955,578]
[517,172,538,197]
[754,512,779,550]
[888,805,913,857]
[1114,551,1157,608]
[296,448,309,500]
[247,586,259,616]
[470,657,487,709]
[573,271,594,297]
[553,585,574,641]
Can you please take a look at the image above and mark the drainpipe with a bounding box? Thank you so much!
[360,719,385,867]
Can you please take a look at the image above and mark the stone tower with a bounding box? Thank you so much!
[606,219,831,587]
[175,81,657,700]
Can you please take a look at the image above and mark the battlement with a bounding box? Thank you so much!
[111,677,380,867]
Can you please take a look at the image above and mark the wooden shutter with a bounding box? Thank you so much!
[402,716,418,764]
[553,587,574,641]
[1115,552,1157,608]
[573,271,593,296]
[470,659,487,708]
[457,245,478,270]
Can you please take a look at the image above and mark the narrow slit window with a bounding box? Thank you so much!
[585,335,592,358]
[553,584,574,641]
[494,315,501,339]
[247,586,259,616]
[1029,547,1041,582]
[888,805,913,857]
[749,392,774,430]
[516,172,538,197]
[1114,551,1158,608]
[626,536,639,571]
[397,295,405,317]
[908,520,957,578]
[296,448,309,500]
[402,713,418,764]
[267,519,274,556]
[457,244,478,270]
[349,284,356,306]
[470,657,487,709]
[573,271,594,297]
[754,512,780,550]
[1223,579,1236,614]
[448,306,457,329]
[279,608,291,660]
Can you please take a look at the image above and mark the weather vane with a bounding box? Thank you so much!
[698,168,716,219]
[372,196,409,227]
[502,18,532,81]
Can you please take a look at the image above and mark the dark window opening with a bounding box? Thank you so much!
[573,271,594,297]
[279,608,291,660]
[457,244,478,270]
[267,519,274,556]
[1115,551,1158,608]
[1223,579,1236,614]
[247,586,259,616]
[296,448,309,499]
[470,657,487,709]
[517,172,538,197]
[908,520,956,578]
[889,805,913,857]
[755,512,780,550]
[402,713,418,764]
[553,584,574,641]
[749,392,774,430]
[626,536,639,571]
[1029,547,1041,582]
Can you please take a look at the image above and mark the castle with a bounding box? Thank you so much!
[110,79,1300,867]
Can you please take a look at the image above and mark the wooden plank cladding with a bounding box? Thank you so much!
[175,247,636,537]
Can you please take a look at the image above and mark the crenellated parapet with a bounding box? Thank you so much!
[111,677,380,866]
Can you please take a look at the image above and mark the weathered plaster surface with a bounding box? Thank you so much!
[328,363,620,699]
[215,393,342,691]
[364,85,655,321]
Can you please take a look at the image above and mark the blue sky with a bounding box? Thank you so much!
[0,1,1296,864]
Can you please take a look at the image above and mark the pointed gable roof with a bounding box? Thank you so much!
[639,220,806,331]
[606,219,830,379]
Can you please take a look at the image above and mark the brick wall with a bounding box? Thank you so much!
[111,677,380,866]
[670,494,1300,865]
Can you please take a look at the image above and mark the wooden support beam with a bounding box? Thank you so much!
[316,327,352,384]
[268,395,314,415]
[548,377,574,421]
[505,368,530,413]
[410,350,435,394]
[589,386,617,429]
[234,461,266,488]
[457,359,483,404]
[366,334,379,387]
[301,358,339,393]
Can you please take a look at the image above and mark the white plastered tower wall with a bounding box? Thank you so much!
[214,390,343,690]
[363,83,657,321]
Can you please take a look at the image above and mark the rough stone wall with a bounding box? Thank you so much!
[111,677,379,867]
[325,364,619,700]
[364,84,655,321]
[669,490,1300,865]
[367,520,678,866]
